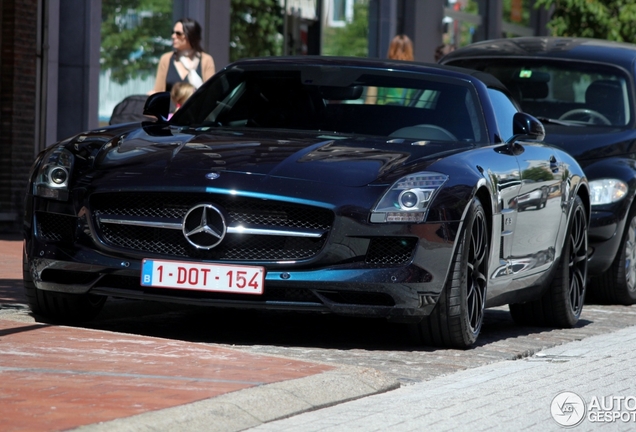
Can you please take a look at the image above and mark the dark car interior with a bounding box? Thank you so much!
[177,70,486,143]
[507,76,626,125]
[446,59,630,126]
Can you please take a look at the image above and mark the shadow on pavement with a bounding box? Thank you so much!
[0,279,27,304]
[39,297,595,353]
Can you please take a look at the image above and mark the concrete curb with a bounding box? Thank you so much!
[72,366,400,432]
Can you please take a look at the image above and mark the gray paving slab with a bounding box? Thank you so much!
[247,325,636,431]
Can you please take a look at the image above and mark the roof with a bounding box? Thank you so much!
[442,37,636,70]
[223,55,511,93]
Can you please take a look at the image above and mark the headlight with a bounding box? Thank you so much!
[33,147,74,201]
[589,179,628,206]
[371,172,448,223]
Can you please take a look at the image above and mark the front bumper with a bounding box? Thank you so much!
[25,233,455,323]
[587,208,628,275]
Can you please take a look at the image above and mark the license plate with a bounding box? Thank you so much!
[140,259,264,295]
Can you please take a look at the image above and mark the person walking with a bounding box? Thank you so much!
[435,43,455,62]
[149,18,215,94]
[387,34,414,62]
[366,34,414,105]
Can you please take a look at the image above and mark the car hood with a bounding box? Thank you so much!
[541,124,636,162]
[88,125,474,187]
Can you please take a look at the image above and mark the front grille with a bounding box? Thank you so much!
[91,192,333,262]
[93,193,332,231]
[100,224,324,260]
[36,212,77,243]
[365,237,417,265]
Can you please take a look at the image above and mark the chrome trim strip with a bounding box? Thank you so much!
[100,218,182,229]
[99,217,324,238]
[226,226,322,238]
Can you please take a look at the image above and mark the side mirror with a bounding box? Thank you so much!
[143,92,170,122]
[507,112,545,143]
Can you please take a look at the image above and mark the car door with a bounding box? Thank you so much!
[487,88,562,280]
[512,144,565,274]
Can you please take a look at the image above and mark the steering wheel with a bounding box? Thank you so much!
[558,109,611,125]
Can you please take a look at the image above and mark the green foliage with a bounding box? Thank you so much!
[503,0,531,26]
[535,0,636,43]
[456,0,479,47]
[322,1,368,57]
[101,0,173,84]
[230,0,283,62]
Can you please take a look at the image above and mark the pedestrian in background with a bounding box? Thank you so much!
[168,81,195,119]
[387,34,414,61]
[149,18,215,94]
[366,34,414,104]
[435,44,455,62]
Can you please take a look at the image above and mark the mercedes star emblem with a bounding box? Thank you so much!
[182,203,227,249]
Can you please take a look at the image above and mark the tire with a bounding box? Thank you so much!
[23,257,107,322]
[509,195,588,327]
[588,208,636,305]
[415,197,489,349]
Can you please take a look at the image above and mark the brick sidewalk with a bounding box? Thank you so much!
[0,237,388,432]
[0,318,333,431]
[0,235,25,304]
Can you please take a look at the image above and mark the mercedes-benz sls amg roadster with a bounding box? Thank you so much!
[24,56,590,348]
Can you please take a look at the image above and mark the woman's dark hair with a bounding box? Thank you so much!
[178,18,204,53]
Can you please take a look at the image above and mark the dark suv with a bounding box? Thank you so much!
[442,37,636,304]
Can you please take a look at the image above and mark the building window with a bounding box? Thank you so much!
[328,0,354,27]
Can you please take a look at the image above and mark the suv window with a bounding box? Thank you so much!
[452,60,631,127]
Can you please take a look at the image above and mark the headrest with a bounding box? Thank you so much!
[586,80,623,105]
[585,80,625,125]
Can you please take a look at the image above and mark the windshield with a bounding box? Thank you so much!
[171,65,487,143]
[472,60,631,127]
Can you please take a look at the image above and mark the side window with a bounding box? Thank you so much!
[487,88,519,141]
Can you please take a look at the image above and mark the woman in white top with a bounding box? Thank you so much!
[149,18,215,94]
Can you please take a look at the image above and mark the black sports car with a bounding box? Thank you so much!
[441,37,636,305]
[24,56,590,348]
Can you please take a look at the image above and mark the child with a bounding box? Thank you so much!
[169,81,195,118]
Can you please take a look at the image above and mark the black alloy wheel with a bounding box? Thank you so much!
[416,197,489,349]
[510,195,588,327]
